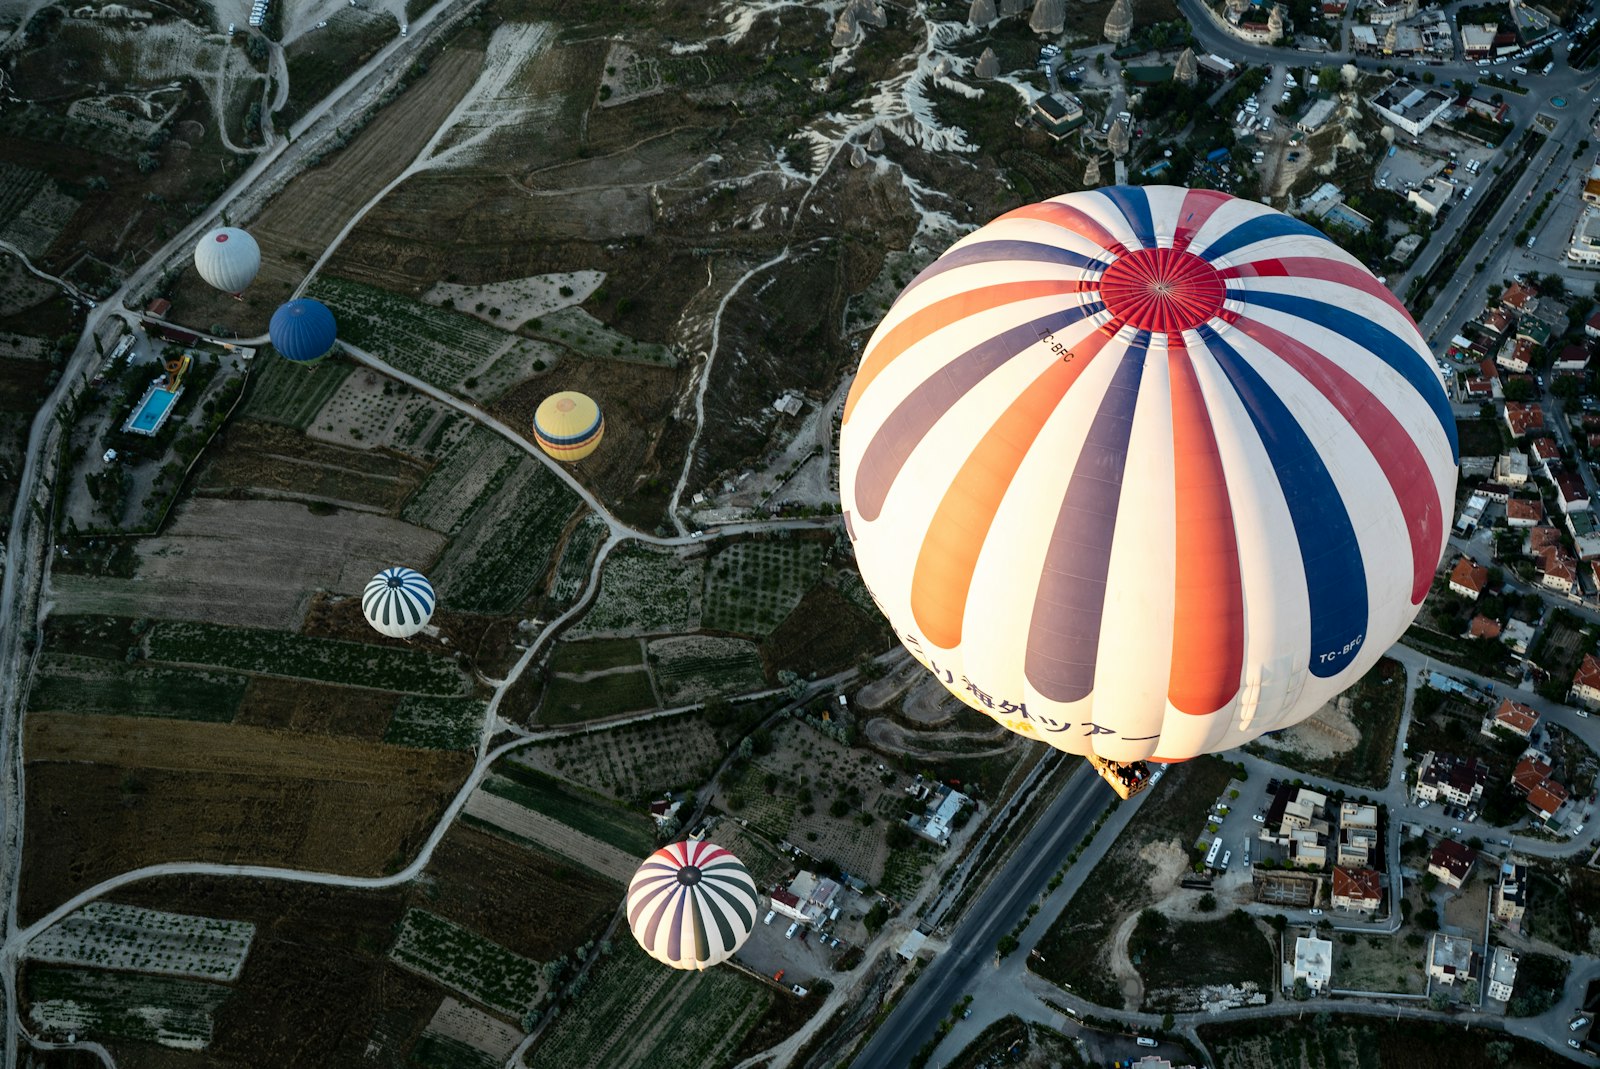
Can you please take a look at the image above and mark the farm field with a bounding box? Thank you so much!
[647,635,766,705]
[26,655,247,722]
[548,638,643,674]
[707,821,793,888]
[539,669,658,725]
[487,760,656,857]
[569,546,704,637]
[240,358,355,430]
[25,902,255,981]
[384,695,486,750]
[20,716,471,921]
[389,908,544,1020]
[173,47,487,331]
[1199,1015,1569,1068]
[462,787,640,884]
[402,425,520,534]
[763,578,892,679]
[48,499,445,630]
[197,419,429,514]
[25,965,233,1049]
[429,455,581,613]
[232,676,399,738]
[144,619,467,695]
[416,995,522,1069]
[307,275,517,392]
[282,8,398,124]
[524,938,775,1069]
[529,713,727,800]
[547,514,609,606]
[702,540,826,636]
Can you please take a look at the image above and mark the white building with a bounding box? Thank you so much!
[1366,80,1453,137]
[1488,946,1519,1002]
[1571,208,1600,265]
[1428,933,1474,985]
[1293,935,1333,993]
[908,785,969,846]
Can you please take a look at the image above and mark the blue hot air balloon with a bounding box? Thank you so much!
[269,299,337,363]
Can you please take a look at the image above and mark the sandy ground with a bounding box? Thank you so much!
[308,370,455,453]
[48,498,445,628]
[1106,839,1205,1008]
[422,270,604,327]
[902,673,964,725]
[863,717,1018,760]
[1251,699,1361,762]
[855,655,920,711]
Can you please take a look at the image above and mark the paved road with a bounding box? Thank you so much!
[848,763,1119,1069]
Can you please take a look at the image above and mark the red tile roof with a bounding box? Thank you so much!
[1558,344,1590,366]
[1333,866,1383,903]
[1506,403,1544,436]
[1492,698,1538,735]
[1484,309,1512,334]
[1501,281,1538,311]
[1449,557,1488,594]
[1507,499,1543,523]
[1575,653,1600,694]
[1471,615,1503,639]
[1557,469,1589,506]
[1532,437,1561,461]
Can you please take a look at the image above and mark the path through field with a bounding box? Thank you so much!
[462,789,639,883]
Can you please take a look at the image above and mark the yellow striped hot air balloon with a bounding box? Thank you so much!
[533,391,604,462]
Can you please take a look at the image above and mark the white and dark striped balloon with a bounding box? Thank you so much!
[362,567,435,639]
[626,841,759,970]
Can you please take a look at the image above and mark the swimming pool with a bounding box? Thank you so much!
[122,383,182,436]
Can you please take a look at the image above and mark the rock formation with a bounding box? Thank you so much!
[975,47,1000,79]
[1029,0,1064,35]
[1104,0,1133,44]
[1173,47,1198,86]
[1107,117,1129,158]
[1083,155,1102,186]
[969,0,998,26]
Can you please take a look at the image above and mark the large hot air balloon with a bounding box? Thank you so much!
[533,391,604,461]
[840,186,1456,797]
[193,227,261,296]
[626,841,759,971]
[363,567,435,638]
[269,299,337,363]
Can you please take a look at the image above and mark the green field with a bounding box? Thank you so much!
[430,458,581,613]
[384,695,486,749]
[487,761,656,857]
[722,762,797,840]
[647,637,765,704]
[146,621,466,695]
[410,1033,499,1069]
[308,275,514,391]
[26,655,246,722]
[571,546,703,637]
[525,939,773,1069]
[240,356,353,429]
[548,514,608,606]
[541,670,658,724]
[549,638,643,674]
[26,966,231,1048]
[702,540,825,636]
[402,426,520,534]
[880,846,934,902]
[389,909,542,1019]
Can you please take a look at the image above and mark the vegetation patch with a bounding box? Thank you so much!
[488,759,657,857]
[384,695,486,749]
[389,908,543,1020]
[1200,1013,1565,1068]
[530,712,729,801]
[145,620,467,695]
[26,654,246,722]
[25,966,231,1048]
[26,902,254,980]
[570,545,704,637]
[241,356,354,429]
[702,539,825,636]
[308,275,515,392]
[549,638,643,674]
[1246,656,1406,788]
[540,669,658,724]
[647,635,766,705]
[1130,909,1272,1011]
[402,425,521,534]
[524,938,775,1069]
[548,514,608,606]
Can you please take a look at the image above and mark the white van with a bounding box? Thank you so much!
[1137,1037,1159,1048]
[764,910,776,925]
[1220,850,1232,870]
[785,922,798,940]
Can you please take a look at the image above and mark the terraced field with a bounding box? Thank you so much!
[389,908,543,1019]
[384,695,486,749]
[647,636,765,704]
[430,457,581,613]
[26,655,247,722]
[702,540,825,636]
[241,357,354,429]
[26,966,232,1049]
[402,426,520,535]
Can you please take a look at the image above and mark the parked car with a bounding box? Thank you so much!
[785,923,798,940]
[1137,1038,1159,1048]
[1252,814,1266,823]
[1309,908,1324,916]
[764,910,776,925]
[1572,1016,1590,1032]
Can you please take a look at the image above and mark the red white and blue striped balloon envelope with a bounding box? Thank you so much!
[626,841,760,970]
[841,186,1456,768]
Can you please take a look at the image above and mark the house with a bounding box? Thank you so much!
[1495,452,1530,486]
[776,870,842,926]
[1501,282,1539,315]
[1408,179,1454,218]
[1530,436,1561,474]
[1506,498,1543,527]
[908,784,969,846]
[1415,752,1490,806]
[1512,755,1569,822]
[1481,308,1513,338]
[1365,80,1454,136]
[1505,402,1544,437]
[648,796,683,828]
[1297,96,1339,133]
[769,887,806,923]
[1556,469,1591,514]
[1337,803,1378,866]
[1448,557,1489,600]
[1493,862,1528,925]
[1460,22,1496,57]
[1293,935,1333,993]
[1332,866,1383,912]
[1516,316,1552,350]
[1586,309,1600,339]
[1497,336,1534,374]
[1469,614,1503,640]
[1555,344,1591,372]
[1488,946,1520,1002]
[1571,207,1600,264]
[1429,933,1475,985]
[1502,617,1535,654]
[1481,698,1539,740]
[1575,653,1600,708]
[1456,494,1487,535]
[1030,93,1087,139]
[1262,788,1332,869]
[1428,839,1476,889]
[144,297,172,318]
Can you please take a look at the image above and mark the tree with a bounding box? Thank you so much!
[1162,1012,1175,1030]
[995,934,1020,958]
[1430,990,1451,1010]
[1198,892,1217,912]
[1270,913,1288,932]
[1421,871,1439,892]
[1292,976,1310,1000]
